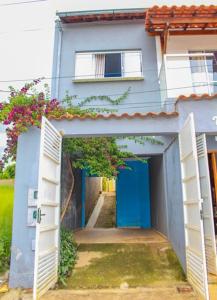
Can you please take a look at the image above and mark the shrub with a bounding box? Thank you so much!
[0,163,16,179]
[0,235,11,273]
[58,228,77,286]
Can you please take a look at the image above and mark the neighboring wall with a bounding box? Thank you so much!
[61,154,82,230]
[85,177,102,224]
[52,20,161,113]
[149,155,168,237]
[164,138,186,270]
[206,135,217,151]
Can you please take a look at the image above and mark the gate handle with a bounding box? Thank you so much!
[37,208,46,224]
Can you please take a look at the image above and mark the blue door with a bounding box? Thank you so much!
[116,160,150,228]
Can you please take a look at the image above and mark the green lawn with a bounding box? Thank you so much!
[66,243,186,289]
[0,180,14,273]
[0,181,14,239]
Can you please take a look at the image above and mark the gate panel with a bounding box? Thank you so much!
[33,117,62,300]
[179,113,209,299]
[196,134,217,275]
[116,160,150,228]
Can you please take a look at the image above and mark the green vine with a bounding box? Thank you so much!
[77,87,131,107]
[0,81,161,177]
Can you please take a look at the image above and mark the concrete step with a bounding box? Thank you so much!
[94,195,116,228]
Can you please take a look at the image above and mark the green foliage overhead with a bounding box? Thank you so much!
[63,137,134,178]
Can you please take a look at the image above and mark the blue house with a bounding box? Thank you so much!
[9,5,217,300]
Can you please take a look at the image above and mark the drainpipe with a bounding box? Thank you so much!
[55,19,62,100]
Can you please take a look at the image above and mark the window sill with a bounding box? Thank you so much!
[73,77,144,83]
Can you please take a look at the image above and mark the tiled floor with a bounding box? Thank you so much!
[74,228,168,244]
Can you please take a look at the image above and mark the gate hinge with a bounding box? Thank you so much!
[200,209,203,220]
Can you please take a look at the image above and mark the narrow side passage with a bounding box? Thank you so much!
[94,193,116,228]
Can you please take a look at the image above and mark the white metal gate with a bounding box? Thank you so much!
[179,113,209,299]
[196,134,217,275]
[33,117,62,300]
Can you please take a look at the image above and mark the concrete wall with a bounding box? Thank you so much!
[149,155,168,237]
[164,138,186,271]
[9,128,40,288]
[85,177,102,224]
[206,135,217,151]
[52,20,161,113]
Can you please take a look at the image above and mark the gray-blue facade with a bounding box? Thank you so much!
[9,8,217,293]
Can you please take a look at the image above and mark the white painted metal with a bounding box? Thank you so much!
[179,113,209,300]
[196,134,217,275]
[33,117,62,300]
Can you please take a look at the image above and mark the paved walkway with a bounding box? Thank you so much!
[75,228,167,244]
[41,287,198,300]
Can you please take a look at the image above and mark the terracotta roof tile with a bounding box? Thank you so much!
[49,112,178,121]
[146,5,217,35]
[176,93,217,103]
[59,11,145,24]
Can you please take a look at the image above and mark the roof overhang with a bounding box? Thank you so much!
[57,8,145,24]
[145,5,217,36]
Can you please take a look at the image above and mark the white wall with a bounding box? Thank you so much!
[167,35,217,54]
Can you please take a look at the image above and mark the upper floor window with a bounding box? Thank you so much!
[189,50,217,95]
[75,50,143,80]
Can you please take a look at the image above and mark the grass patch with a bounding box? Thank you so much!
[0,180,14,274]
[66,243,186,289]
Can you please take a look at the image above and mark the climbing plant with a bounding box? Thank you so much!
[0,80,159,176]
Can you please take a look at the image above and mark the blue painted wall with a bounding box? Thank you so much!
[52,20,161,114]
[116,160,151,228]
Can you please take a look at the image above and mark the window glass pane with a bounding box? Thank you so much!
[189,55,206,74]
[123,51,142,77]
[104,53,121,77]
[206,51,217,93]
[75,53,95,79]
[189,51,208,94]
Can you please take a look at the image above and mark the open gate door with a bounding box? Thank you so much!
[196,134,217,275]
[179,113,209,299]
[33,117,62,300]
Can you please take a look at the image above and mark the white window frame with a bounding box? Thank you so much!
[74,50,143,80]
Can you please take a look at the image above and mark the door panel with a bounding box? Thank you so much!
[197,135,217,275]
[116,160,150,228]
[179,113,209,299]
[33,117,62,300]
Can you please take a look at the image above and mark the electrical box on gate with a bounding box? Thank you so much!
[27,188,38,227]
